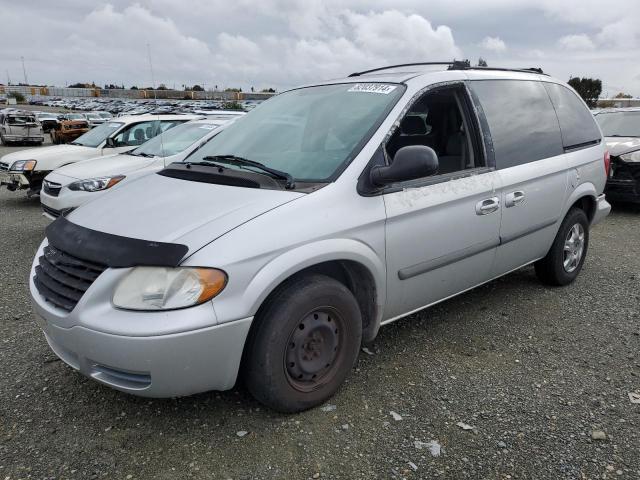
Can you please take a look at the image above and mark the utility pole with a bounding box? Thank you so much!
[21,56,28,85]
[6,70,11,86]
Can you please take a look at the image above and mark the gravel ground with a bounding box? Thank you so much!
[0,141,639,479]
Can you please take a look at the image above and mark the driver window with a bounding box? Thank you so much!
[112,120,157,147]
[386,86,482,176]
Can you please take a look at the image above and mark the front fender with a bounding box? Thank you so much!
[208,238,387,330]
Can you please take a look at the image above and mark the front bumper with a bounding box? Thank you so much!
[36,314,252,397]
[40,185,102,219]
[591,194,611,226]
[0,170,30,189]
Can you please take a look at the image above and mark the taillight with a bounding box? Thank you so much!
[604,150,611,177]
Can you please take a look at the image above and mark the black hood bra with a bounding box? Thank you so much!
[45,217,188,268]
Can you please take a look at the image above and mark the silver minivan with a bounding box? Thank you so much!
[29,64,611,412]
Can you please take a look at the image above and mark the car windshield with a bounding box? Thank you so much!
[86,113,101,119]
[595,111,640,137]
[130,122,221,157]
[67,114,85,120]
[186,83,405,182]
[71,121,124,147]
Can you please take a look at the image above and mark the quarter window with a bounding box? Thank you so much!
[544,83,601,149]
[470,80,563,169]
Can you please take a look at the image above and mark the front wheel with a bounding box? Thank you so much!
[244,274,362,413]
[535,208,589,286]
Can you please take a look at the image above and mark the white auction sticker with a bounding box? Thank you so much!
[348,83,397,94]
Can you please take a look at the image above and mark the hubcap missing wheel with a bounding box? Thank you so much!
[285,310,340,387]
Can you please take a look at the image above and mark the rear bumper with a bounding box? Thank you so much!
[35,313,253,398]
[592,194,611,225]
[1,134,44,142]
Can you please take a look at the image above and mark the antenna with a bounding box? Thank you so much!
[21,56,28,85]
[146,43,166,162]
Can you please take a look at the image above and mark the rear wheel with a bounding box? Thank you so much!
[535,208,589,286]
[244,274,362,412]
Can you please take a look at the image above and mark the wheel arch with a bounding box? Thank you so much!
[243,239,386,344]
[564,182,597,224]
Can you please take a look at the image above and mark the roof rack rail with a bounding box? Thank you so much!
[348,61,546,77]
[348,62,455,77]
[448,64,546,75]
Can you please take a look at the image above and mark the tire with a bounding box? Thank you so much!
[535,208,589,286]
[244,274,362,413]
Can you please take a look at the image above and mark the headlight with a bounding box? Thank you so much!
[10,160,37,171]
[68,175,125,192]
[620,150,640,163]
[112,267,227,311]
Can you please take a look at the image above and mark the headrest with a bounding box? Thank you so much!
[400,116,427,135]
[134,129,146,141]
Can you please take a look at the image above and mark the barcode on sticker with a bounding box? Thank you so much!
[348,83,397,94]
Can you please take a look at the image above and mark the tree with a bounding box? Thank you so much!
[477,57,488,67]
[157,83,168,90]
[261,87,276,93]
[130,85,138,90]
[191,84,204,91]
[567,77,602,108]
[614,92,632,99]
[8,92,25,103]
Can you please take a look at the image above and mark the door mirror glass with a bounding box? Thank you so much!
[370,145,439,186]
[104,137,117,148]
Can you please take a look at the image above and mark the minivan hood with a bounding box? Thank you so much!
[66,172,305,253]
[604,137,640,157]
[0,144,97,169]
[54,153,155,181]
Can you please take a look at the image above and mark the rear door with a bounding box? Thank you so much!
[469,79,567,275]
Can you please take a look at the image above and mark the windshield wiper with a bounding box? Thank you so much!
[69,141,83,146]
[200,155,295,189]
[607,134,639,138]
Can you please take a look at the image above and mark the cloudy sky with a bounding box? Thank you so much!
[1,0,639,96]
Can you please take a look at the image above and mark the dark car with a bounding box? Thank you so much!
[35,112,60,132]
[594,108,640,203]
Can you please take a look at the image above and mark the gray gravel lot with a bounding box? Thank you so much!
[0,141,639,479]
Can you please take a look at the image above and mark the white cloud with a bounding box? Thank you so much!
[558,34,595,51]
[480,36,507,52]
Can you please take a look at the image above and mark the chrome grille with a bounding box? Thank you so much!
[33,245,106,312]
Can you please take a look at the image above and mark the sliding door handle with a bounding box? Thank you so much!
[505,191,525,208]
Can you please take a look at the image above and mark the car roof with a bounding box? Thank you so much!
[294,65,557,91]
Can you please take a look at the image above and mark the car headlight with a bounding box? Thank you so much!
[620,150,640,163]
[68,175,125,192]
[112,267,227,311]
[10,160,37,171]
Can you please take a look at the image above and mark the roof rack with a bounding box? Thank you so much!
[348,61,546,77]
[348,62,456,77]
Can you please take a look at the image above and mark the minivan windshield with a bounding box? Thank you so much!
[186,83,405,182]
[595,111,640,137]
[7,115,36,125]
[129,121,222,157]
[71,121,123,147]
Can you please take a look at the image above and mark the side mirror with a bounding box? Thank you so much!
[370,145,439,186]
[104,137,117,148]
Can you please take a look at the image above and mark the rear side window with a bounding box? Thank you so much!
[543,83,601,149]
[470,80,563,169]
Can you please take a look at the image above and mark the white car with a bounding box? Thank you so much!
[40,117,239,219]
[0,114,197,196]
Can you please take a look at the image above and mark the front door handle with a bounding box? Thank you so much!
[475,196,500,215]
[505,190,525,208]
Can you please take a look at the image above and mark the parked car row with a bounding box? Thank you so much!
[28,96,262,115]
[1,64,632,413]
